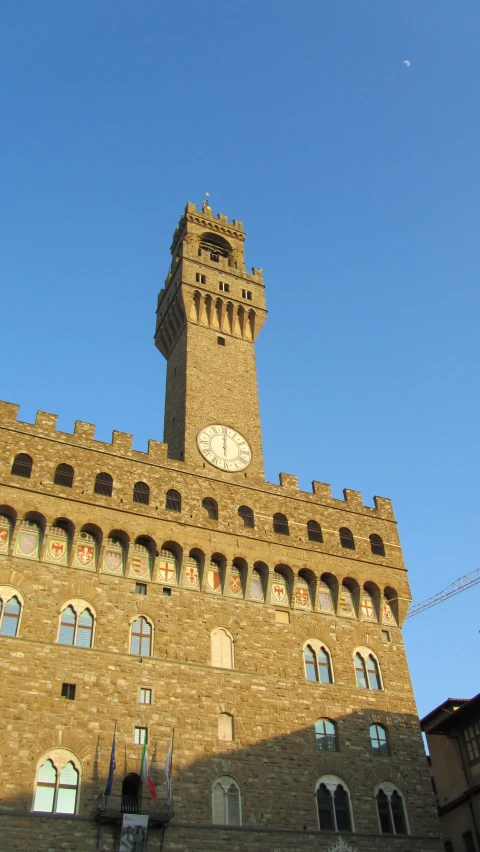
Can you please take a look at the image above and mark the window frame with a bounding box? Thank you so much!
[303,641,334,685]
[211,627,234,670]
[375,783,409,835]
[370,723,389,756]
[307,520,323,542]
[212,775,242,826]
[133,481,150,505]
[354,648,383,691]
[53,463,74,488]
[370,533,386,556]
[315,718,337,752]
[273,513,289,535]
[202,497,218,520]
[33,753,81,815]
[166,489,181,512]
[238,505,254,528]
[316,774,354,832]
[130,615,153,657]
[94,472,113,497]
[339,527,355,550]
[57,602,95,649]
[11,452,33,478]
[0,591,23,638]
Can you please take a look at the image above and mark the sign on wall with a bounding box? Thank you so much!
[119,814,148,852]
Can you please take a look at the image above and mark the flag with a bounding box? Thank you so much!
[140,740,157,802]
[104,725,116,795]
[165,730,174,803]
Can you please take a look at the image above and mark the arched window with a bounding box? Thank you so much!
[339,527,355,550]
[211,627,233,669]
[212,776,241,826]
[303,644,333,684]
[11,453,33,478]
[130,616,152,656]
[307,520,323,542]
[238,505,254,528]
[94,472,113,497]
[218,713,234,742]
[273,513,289,535]
[315,719,337,752]
[202,497,218,520]
[33,757,80,814]
[370,724,389,756]
[133,481,150,505]
[166,489,181,511]
[0,594,21,637]
[54,463,74,488]
[355,651,382,690]
[316,775,353,832]
[376,785,408,834]
[58,605,94,648]
[370,534,386,556]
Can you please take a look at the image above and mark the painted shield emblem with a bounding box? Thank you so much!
[131,554,150,579]
[339,586,355,617]
[382,600,395,624]
[295,587,310,608]
[207,566,222,593]
[47,539,67,563]
[0,528,9,553]
[77,545,94,566]
[229,571,242,597]
[361,593,376,621]
[272,583,287,605]
[250,572,264,601]
[103,549,123,574]
[318,583,334,613]
[158,560,176,584]
[184,563,199,588]
[17,532,39,557]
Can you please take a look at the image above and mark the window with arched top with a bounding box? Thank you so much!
[355,650,382,690]
[307,520,323,542]
[202,497,218,520]
[53,463,74,488]
[376,784,408,834]
[339,527,355,549]
[94,472,113,497]
[58,604,94,648]
[212,776,241,825]
[370,534,386,557]
[218,713,234,742]
[315,719,337,752]
[0,593,22,637]
[166,489,181,512]
[370,724,389,756]
[273,513,289,535]
[11,452,33,478]
[316,774,353,832]
[33,755,80,814]
[304,643,333,684]
[238,505,254,528]
[211,627,234,670]
[130,616,152,656]
[133,481,150,505]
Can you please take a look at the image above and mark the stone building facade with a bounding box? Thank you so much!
[0,201,441,851]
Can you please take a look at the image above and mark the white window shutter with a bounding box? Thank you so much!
[220,630,233,669]
[218,714,233,741]
[211,631,222,667]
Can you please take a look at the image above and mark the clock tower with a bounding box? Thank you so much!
[155,199,267,480]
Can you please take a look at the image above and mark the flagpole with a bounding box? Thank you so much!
[169,727,175,804]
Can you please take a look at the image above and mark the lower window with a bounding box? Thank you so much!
[212,775,241,826]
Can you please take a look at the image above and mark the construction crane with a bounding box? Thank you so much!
[405,568,480,619]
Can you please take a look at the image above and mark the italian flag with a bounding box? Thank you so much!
[140,741,157,801]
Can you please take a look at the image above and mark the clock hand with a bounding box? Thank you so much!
[223,435,227,456]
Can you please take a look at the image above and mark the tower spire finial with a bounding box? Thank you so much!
[202,192,211,213]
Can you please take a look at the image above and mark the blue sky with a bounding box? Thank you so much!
[1,1,479,719]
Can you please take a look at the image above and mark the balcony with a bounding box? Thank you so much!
[96,794,174,825]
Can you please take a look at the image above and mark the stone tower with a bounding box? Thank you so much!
[0,201,442,852]
[155,200,266,479]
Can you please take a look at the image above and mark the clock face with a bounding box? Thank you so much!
[197,425,252,471]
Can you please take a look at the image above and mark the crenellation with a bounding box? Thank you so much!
[279,472,299,490]
[111,431,133,453]
[34,411,58,432]
[73,420,96,441]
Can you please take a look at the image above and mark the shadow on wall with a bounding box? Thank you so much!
[0,709,441,852]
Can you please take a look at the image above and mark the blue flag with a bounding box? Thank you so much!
[104,727,116,795]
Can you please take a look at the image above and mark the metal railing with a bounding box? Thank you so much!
[96,794,174,824]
